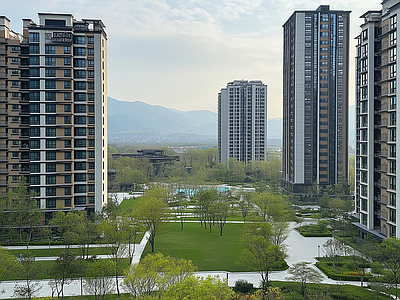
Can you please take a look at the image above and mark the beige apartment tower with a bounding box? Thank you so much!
[0,13,107,217]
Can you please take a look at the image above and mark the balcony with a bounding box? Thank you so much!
[0,84,6,90]
[0,180,7,186]
[0,143,7,150]
[20,156,29,162]
[0,132,8,138]
[20,143,29,149]
[0,168,8,174]
[20,168,30,174]
[0,60,6,66]
[0,96,6,102]
[0,72,6,78]
[0,156,8,162]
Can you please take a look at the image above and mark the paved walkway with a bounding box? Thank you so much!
[0,221,364,298]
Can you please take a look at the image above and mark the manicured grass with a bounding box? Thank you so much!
[120,197,141,212]
[273,281,388,300]
[7,247,108,258]
[296,221,332,237]
[7,258,131,281]
[142,222,250,272]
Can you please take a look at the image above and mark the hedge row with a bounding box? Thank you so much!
[316,262,373,282]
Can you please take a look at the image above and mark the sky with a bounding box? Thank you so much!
[3,0,382,118]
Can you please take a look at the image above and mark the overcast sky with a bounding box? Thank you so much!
[4,0,382,117]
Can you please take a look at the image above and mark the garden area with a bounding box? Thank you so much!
[296,220,332,237]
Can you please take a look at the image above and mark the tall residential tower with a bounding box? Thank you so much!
[218,80,267,163]
[355,0,400,238]
[282,5,350,195]
[0,13,107,216]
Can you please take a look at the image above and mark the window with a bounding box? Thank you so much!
[64,104,71,112]
[45,45,55,54]
[30,92,40,101]
[31,163,40,173]
[11,46,19,52]
[65,163,71,171]
[76,173,86,181]
[46,175,56,184]
[46,104,56,113]
[65,175,71,183]
[45,92,56,101]
[12,69,19,75]
[64,116,71,124]
[65,140,71,148]
[88,196,95,204]
[65,151,71,159]
[89,162,94,169]
[12,152,19,158]
[75,162,86,170]
[64,69,71,77]
[88,60,94,67]
[46,127,56,137]
[89,151,95,158]
[75,196,86,205]
[30,32,39,42]
[46,116,56,125]
[46,140,56,149]
[46,151,56,160]
[75,128,86,136]
[64,128,71,136]
[65,199,71,207]
[30,175,40,185]
[12,164,19,170]
[88,173,95,180]
[64,46,71,54]
[74,48,85,56]
[75,140,86,148]
[45,80,56,89]
[64,57,71,65]
[88,105,94,112]
[11,57,19,63]
[45,57,56,66]
[88,70,94,78]
[391,48,397,62]
[88,184,95,192]
[46,199,56,208]
[75,116,86,125]
[74,36,85,44]
[88,117,94,125]
[88,94,94,101]
[12,140,19,145]
[88,139,94,147]
[64,92,71,100]
[74,59,85,68]
[30,115,40,125]
[47,163,56,172]
[391,96,397,109]
[29,45,39,54]
[75,105,86,113]
[29,68,39,77]
[46,187,56,196]
[88,48,94,56]
[11,116,19,122]
[321,32,329,37]
[29,80,39,89]
[75,151,86,159]
[75,185,86,193]
[75,70,86,78]
[30,128,40,137]
[88,128,95,135]
[88,82,94,89]
[75,82,86,90]
[64,81,71,89]
[391,81,397,94]
[321,47,328,52]
[12,128,19,134]
[88,36,94,44]
[45,69,56,77]
[30,140,40,149]
[75,93,86,101]
[321,14,329,22]
[30,57,39,65]
[65,187,71,195]
[391,31,397,46]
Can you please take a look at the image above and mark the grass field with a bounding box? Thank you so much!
[120,197,141,212]
[7,258,131,281]
[6,247,108,258]
[142,222,248,272]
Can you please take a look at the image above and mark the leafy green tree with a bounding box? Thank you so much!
[123,253,197,298]
[237,222,287,287]
[209,201,232,236]
[250,191,289,223]
[286,262,323,296]
[84,259,115,300]
[0,246,19,283]
[134,190,170,253]
[374,237,400,299]
[13,251,42,300]
[48,249,79,298]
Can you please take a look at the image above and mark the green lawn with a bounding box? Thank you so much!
[120,197,141,212]
[7,258,131,280]
[7,247,108,258]
[142,222,247,272]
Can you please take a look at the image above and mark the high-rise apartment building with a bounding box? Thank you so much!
[282,5,350,195]
[0,13,107,215]
[218,80,267,163]
[355,0,400,238]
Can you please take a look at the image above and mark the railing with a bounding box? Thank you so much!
[0,72,6,78]
[0,84,6,89]
[0,156,8,161]
[0,168,8,174]
[0,60,6,66]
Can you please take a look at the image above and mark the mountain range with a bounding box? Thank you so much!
[107,97,355,144]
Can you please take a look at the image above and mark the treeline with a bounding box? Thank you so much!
[108,145,282,187]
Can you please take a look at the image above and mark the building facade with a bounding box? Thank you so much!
[355,0,400,238]
[282,5,350,195]
[0,13,107,215]
[218,80,267,163]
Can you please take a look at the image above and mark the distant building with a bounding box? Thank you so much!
[0,13,107,214]
[218,80,267,163]
[281,5,350,195]
[354,0,400,239]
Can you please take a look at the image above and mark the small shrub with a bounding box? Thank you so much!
[234,279,253,294]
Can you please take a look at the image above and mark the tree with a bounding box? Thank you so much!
[134,189,170,253]
[286,262,323,296]
[49,249,78,298]
[237,192,251,222]
[209,201,231,236]
[0,246,19,283]
[123,253,197,298]
[250,191,289,223]
[374,237,400,299]
[322,238,346,268]
[13,251,42,300]
[84,259,115,300]
[237,222,287,287]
